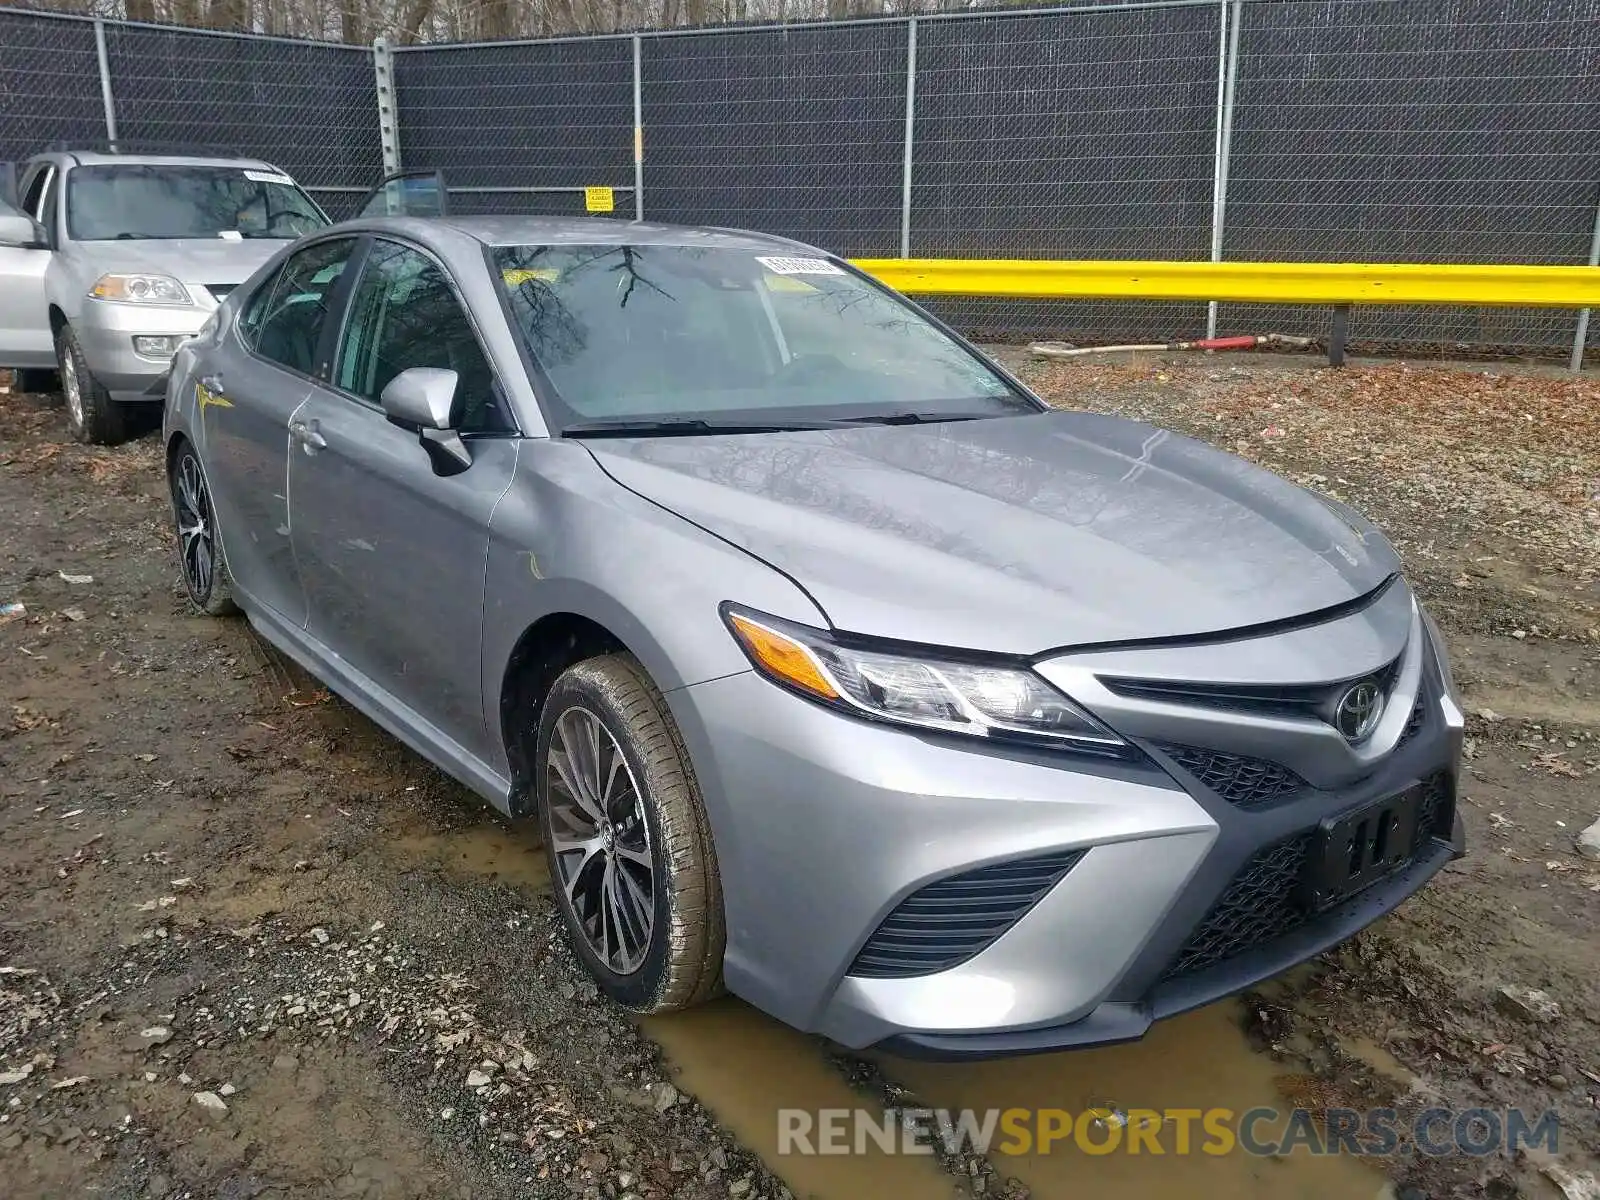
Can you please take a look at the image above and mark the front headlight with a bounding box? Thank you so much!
[723,607,1126,752]
[91,273,193,305]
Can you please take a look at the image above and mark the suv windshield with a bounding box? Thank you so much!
[491,244,1037,430]
[68,164,329,242]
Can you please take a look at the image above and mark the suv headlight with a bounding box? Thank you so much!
[723,606,1126,752]
[91,273,192,305]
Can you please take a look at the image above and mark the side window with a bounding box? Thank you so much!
[334,240,510,434]
[20,165,55,239]
[245,238,357,376]
[237,263,285,353]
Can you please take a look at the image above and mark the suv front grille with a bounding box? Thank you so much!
[1157,744,1304,810]
[1162,772,1454,982]
[847,849,1086,979]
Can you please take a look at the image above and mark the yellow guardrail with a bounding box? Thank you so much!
[850,258,1600,309]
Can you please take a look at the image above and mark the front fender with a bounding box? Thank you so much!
[480,436,826,780]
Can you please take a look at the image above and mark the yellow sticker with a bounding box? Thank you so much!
[196,382,232,411]
[764,274,819,294]
[502,267,559,286]
[584,186,615,214]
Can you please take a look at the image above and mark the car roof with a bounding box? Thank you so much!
[365,214,818,254]
[53,151,284,172]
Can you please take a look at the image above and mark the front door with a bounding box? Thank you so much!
[0,165,56,369]
[200,235,362,627]
[289,236,518,761]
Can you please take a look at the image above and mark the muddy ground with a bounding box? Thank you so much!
[1,354,1598,1200]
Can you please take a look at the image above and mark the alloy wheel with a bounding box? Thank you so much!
[545,706,656,974]
[174,454,216,602]
[61,350,84,428]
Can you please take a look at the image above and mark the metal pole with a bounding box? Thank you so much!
[373,37,401,176]
[633,34,644,222]
[93,19,118,149]
[1570,194,1600,373]
[898,17,918,259]
[1206,0,1242,338]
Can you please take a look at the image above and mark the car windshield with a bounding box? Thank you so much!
[67,164,329,242]
[491,244,1037,430]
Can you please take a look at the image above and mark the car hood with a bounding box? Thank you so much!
[586,410,1401,654]
[75,238,288,288]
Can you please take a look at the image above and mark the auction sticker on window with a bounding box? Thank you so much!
[244,170,294,185]
[756,256,844,276]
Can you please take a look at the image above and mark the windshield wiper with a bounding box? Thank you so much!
[835,411,992,426]
[562,417,849,438]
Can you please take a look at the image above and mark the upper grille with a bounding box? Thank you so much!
[1397,691,1427,749]
[1157,744,1305,810]
[847,850,1086,979]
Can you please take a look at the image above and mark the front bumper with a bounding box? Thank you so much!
[73,299,208,403]
[668,624,1463,1059]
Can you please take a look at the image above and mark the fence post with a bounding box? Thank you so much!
[373,37,401,175]
[633,34,644,222]
[898,17,918,259]
[1206,0,1242,339]
[1571,193,1600,373]
[93,18,119,149]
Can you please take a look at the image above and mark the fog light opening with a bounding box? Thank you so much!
[132,334,184,361]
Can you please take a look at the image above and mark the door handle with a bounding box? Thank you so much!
[289,418,327,450]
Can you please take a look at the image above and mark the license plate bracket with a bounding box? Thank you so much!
[1304,784,1422,910]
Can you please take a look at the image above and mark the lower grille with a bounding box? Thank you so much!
[1163,771,1453,982]
[847,850,1086,979]
[1163,832,1314,979]
[1158,744,1305,810]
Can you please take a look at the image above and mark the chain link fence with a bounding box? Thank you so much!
[2,0,1597,358]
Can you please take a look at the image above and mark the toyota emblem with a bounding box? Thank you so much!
[1335,681,1384,741]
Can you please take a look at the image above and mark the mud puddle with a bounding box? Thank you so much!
[406,817,1392,1199]
[392,818,551,889]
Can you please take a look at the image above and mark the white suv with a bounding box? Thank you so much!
[0,148,327,443]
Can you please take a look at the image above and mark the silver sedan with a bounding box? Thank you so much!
[162,215,1463,1057]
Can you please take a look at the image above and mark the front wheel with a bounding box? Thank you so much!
[169,440,238,616]
[56,324,129,445]
[536,654,724,1013]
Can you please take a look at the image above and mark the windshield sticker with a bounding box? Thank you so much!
[503,267,560,287]
[764,275,819,294]
[217,230,243,241]
[243,170,293,185]
[755,255,843,276]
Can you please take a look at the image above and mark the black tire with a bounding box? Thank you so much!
[56,324,129,445]
[535,654,725,1013]
[168,439,239,617]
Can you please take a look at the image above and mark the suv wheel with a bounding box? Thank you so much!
[536,654,725,1013]
[169,440,238,616]
[57,324,129,445]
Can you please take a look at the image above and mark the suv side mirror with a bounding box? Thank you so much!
[380,367,471,474]
[0,212,44,249]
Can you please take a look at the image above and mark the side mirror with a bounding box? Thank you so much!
[0,212,44,249]
[379,366,471,474]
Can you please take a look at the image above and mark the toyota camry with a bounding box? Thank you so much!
[162,214,1464,1057]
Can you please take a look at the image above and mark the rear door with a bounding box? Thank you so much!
[288,236,518,760]
[0,163,57,369]
[200,235,363,627]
